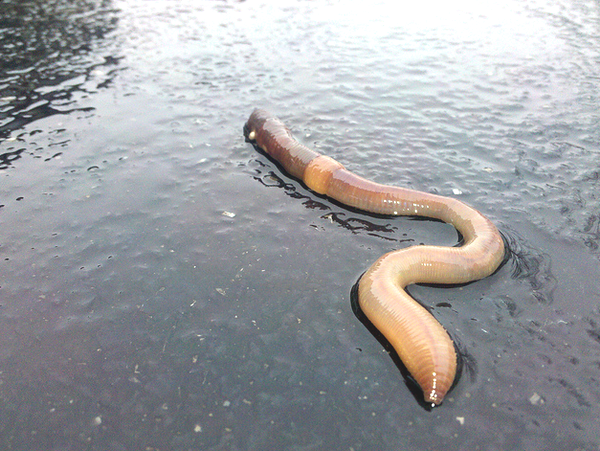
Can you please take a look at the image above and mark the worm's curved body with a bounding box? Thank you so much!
[244,109,504,406]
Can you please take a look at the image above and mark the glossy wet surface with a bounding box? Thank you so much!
[1,0,600,449]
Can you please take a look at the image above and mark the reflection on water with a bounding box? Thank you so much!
[0,0,120,168]
[250,159,444,244]
[1,0,600,449]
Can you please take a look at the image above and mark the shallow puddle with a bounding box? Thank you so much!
[1,0,599,449]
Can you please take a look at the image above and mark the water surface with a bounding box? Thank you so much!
[1,0,600,449]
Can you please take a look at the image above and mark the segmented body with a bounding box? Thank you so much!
[244,109,504,405]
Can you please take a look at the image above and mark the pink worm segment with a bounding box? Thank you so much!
[244,109,504,406]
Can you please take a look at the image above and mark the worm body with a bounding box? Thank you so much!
[244,109,504,406]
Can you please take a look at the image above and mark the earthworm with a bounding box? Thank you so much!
[243,109,504,406]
